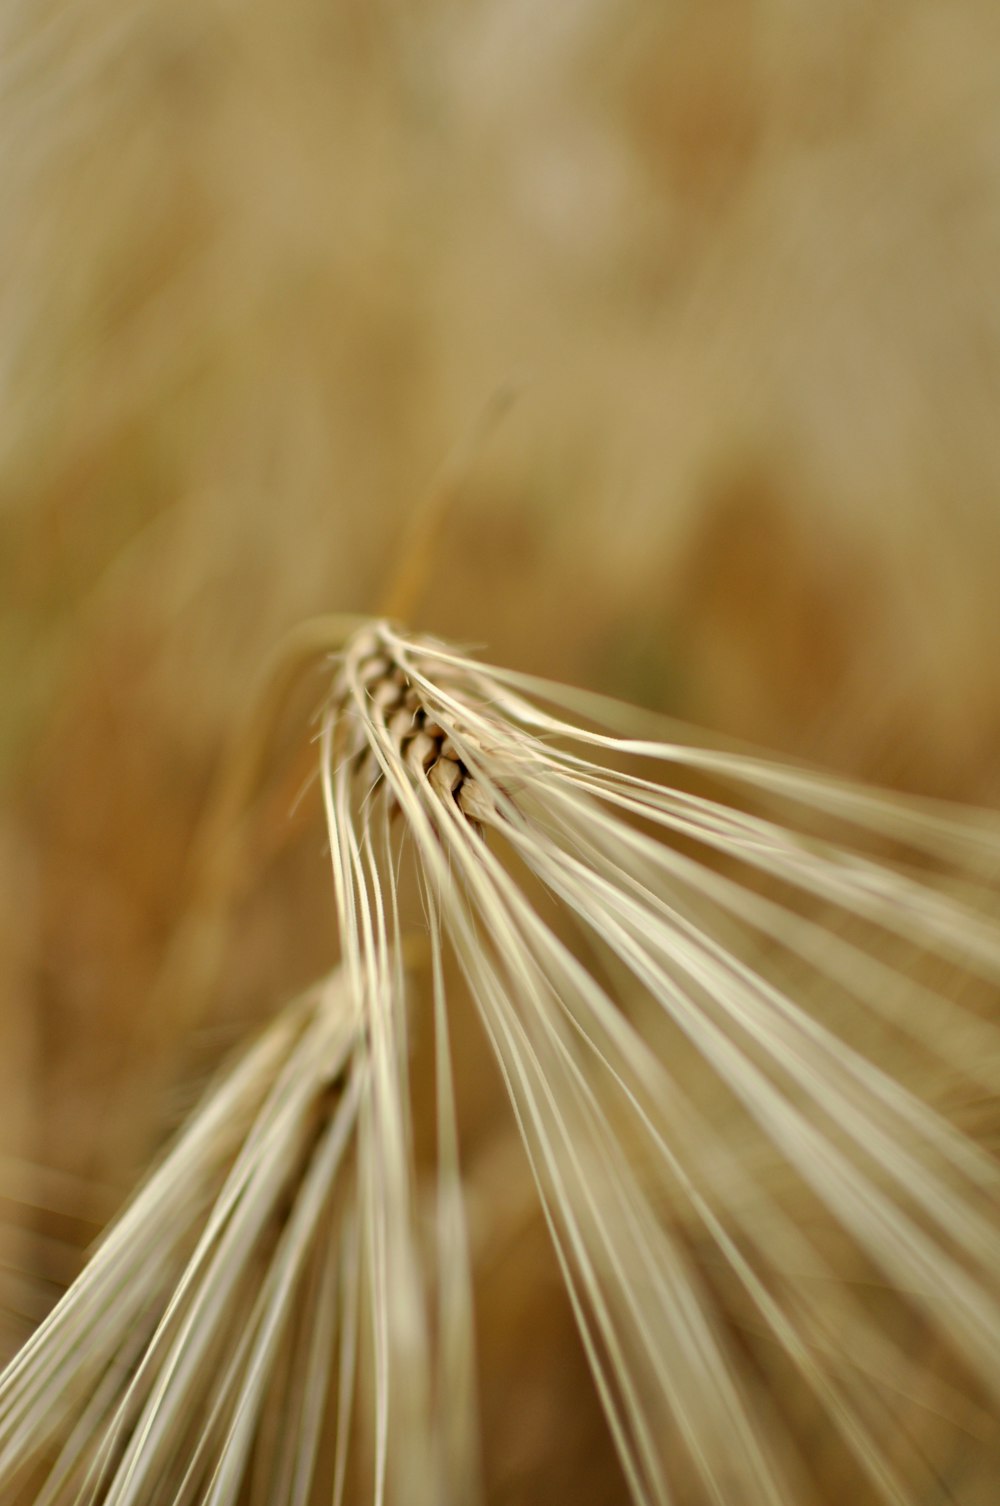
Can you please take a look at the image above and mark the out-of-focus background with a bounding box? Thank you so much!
[2,1,1000,1499]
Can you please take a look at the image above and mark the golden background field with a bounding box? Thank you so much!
[2,3,1000,1499]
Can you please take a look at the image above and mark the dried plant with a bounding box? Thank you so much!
[1,618,999,1504]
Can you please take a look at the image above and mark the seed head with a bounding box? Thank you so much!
[320,620,1000,1506]
[3,619,1000,1505]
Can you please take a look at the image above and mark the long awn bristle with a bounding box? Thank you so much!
[1,617,998,1504]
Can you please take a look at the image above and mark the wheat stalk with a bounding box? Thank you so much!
[1,617,998,1504]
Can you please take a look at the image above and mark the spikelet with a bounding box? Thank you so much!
[321,620,1000,1505]
[2,617,999,1504]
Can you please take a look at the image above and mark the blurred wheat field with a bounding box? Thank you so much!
[2,1,1000,1502]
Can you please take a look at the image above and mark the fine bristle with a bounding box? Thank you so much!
[2,621,998,1504]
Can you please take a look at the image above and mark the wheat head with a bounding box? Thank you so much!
[1,618,998,1504]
